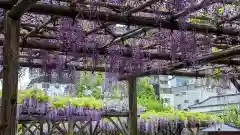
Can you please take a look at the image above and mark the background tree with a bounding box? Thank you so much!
[221,104,240,127]
[136,77,171,111]
[75,73,171,111]
[75,72,104,98]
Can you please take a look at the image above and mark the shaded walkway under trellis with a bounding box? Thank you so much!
[1,0,240,134]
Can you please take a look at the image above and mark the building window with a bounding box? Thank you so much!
[182,92,187,95]
[42,83,49,89]
[54,84,59,89]
[183,108,189,111]
[161,88,171,93]
[160,80,167,84]
[188,85,194,90]
[164,98,170,103]
[153,84,159,98]
[184,100,189,103]
[177,104,181,109]
[150,76,158,84]
[194,99,199,104]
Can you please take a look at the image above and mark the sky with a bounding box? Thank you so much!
[18,68,31,89]
[0,68,31,90]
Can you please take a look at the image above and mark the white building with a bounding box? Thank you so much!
[27,71,80,97]
[151,76,238,110]
[188,93,240,113]
[28,81,67,96]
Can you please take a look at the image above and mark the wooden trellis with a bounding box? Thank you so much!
[0,0,240,134]
[16,112,138,135]
[16,113,183,135]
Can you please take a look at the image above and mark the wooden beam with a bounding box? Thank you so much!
[7,0,39,20]
[172,0,219,19]
[14,58,209,78]
[0,39,173,60]
[1,53,239,79]
[0,55,213,80]
[212,44,232,49]
[86,0,160,37]
[101,0,236,47]
[1,39,240,67]
[211,59,240,65]
[23,17,55,39]
[101,27,150,48]
[123,0,160,14]
[127,76,137,135]
[230,78,240,92]
[0,70,3,79]
[218,13,240,25]
[0,11,20,135]
[166,45,240,71]
[119,45,240,79]
[118,70,205,80]
[0,3,240,36]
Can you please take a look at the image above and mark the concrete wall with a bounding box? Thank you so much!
[206,132,240,135]
[160,77,237,110]
[189,96,240,113]
[30,82,66,96]
[162,88,219,109]
[190,105,226,113]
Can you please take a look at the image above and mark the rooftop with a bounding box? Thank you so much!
[189,93,240,108]
[201,124,240,132]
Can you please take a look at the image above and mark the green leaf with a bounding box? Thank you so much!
[218,7,223,13]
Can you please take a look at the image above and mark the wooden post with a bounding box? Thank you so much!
[39,120,44,135]
[0,11,20,135]
[128,76,137,135]
[22,124,26,135]
[68,119,73,135]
